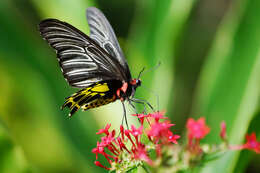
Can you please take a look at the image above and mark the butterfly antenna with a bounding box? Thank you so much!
[121,102,129,129]
[138,61,161,79]
[137,67,146,79]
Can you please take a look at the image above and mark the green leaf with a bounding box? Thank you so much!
[127,0,197,115]
[192,0,260,172]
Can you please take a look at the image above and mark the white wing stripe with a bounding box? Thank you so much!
[42,26,79,36]
[59,52,90,59]
[62,61,96,66]
[48,37,82,44]
[73,78,101,86]
[54,43,85,52]
[66,68,97,76]
[44,33,86,42]
[62,58,92,64]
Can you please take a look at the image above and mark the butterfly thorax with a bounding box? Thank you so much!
[116,79,141,101]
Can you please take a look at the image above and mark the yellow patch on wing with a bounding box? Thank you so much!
[91,83,109,92]
[62,82,115,116]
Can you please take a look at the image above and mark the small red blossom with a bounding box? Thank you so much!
[229,133,260,154]
[130,125,143,143]
[148,111,167,122]
[96,123,111,136]
[130,125,143,137]
[243,133,260,153]
[92,142,116,164]
[132,113,149,125]
[186,117,210,140]
[167,131,180,144]
[147,121,176,144]
[92,142,104,159]
[132,143,153,165]
[100,133,114,146]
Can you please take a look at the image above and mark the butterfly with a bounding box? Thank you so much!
[39,7,151,119]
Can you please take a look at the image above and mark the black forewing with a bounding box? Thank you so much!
[86,7,132,81]
[39,19,127,88]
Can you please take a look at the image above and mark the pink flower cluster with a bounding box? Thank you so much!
[186,118,260,154]
[92,112,180,170]
[136,111,180,145]
[92,114,260,171]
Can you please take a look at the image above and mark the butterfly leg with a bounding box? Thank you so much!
[130,99,148,114]
[128,100,142,123]
[128,100,138,114]
[121,112,125,126]
[131,98,155,112]
[121,101,129,129]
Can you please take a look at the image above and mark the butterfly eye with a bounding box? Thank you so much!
[131,79,141,86]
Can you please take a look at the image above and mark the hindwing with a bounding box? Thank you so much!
[62,82,117,116]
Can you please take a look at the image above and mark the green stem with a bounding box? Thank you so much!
[142,165,152,173]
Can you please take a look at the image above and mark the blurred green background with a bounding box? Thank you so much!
[0,0,259,172]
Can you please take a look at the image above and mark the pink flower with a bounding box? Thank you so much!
[130,125,143,137]
[132,113,149,125]
[96,123,111,136]
[229,133,260,154]
[130,125,143,143]
[186,117,210,140]
[243,133,260,153]
[167,131,180,144]
[132,143,153,165]
[147,121,177,144]
[92,142,104,159]
[148,111,167,122]
[100,132,114,146]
